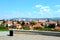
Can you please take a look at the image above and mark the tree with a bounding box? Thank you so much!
[20,21,25,26]
[2,19,5,24]
[17,21,21,24]
[57,24,60,26]
[30,21,35,26]
[48,24,55,28]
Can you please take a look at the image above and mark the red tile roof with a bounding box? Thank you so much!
[5,21,12,24]
[54,26,60,30]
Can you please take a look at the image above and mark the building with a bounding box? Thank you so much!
[0,20,3,25]
[5,20,13,28]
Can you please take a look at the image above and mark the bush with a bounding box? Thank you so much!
[34,27,52,31]
[34,27,42,30]
[30,21,36,26]
[22,26,30,30]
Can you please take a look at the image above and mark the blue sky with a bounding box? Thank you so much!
[0,0,60,19]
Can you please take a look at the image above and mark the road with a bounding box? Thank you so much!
[13,30,60,37]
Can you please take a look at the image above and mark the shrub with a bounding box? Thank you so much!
[30,21,36,26]
[34,27,52,31]
[34,27,43,30]
[22,26,30,30]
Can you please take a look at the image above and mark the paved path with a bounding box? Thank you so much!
[0,34,60,40]
[0,31,9,36]
[0,31,60,40]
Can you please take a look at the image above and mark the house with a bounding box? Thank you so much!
[0,20,3,25]
[25,21,30,26]
[29,20,44,30]
[39,21,57,28]
[39,19,47,23]
[54,26,60,30]
[33,22,41,27]
[5,20,13,28]
[14,23,22,29]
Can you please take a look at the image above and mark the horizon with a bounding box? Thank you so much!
[0,17,60,19]
[0,0,60,19]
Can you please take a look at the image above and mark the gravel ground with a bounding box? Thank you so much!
[0,33,60,40]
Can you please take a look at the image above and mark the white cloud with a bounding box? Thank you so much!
[35,5,51,14]
[35,5,42,8]
[34,4,60,18]
[55,5,60,9]
[40,6,50,12]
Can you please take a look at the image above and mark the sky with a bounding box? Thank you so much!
[0,0,60,19]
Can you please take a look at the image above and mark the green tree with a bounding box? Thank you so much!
[21,21,25,26]
[48,24,55,28]
[17,21,21,24]
[30,21,36,26]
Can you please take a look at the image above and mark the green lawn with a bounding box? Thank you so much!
[34,27,52,31]
[34,27,60,32]
[22,26,60,32]
[0,25,9,31]
[22,26,30,30]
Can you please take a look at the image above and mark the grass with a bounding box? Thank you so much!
[0,25,9,31]
[22,26,52,31]
[53,30,60,32]
[34,27,52,31]
[19,26,60,32]
[34,27,60,32]
[22,26,30,30]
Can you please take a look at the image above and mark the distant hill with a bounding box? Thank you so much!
[10,17,60,21]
